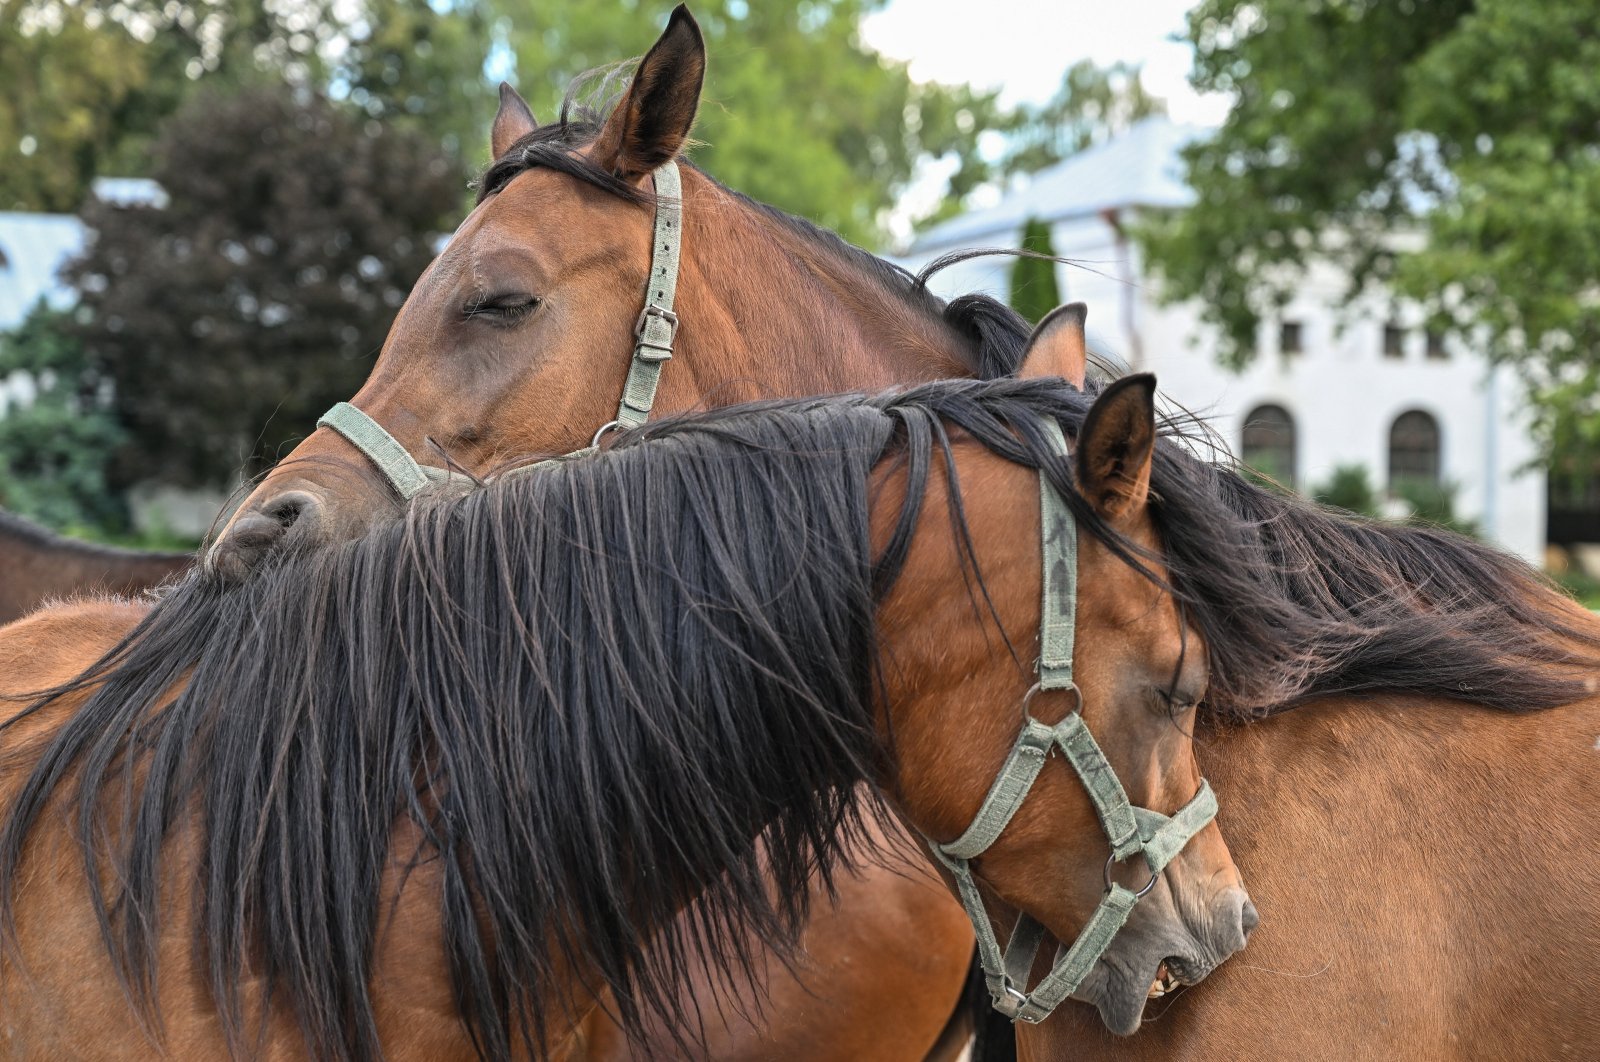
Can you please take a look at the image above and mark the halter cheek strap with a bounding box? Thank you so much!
[315,161,685,496]
[924,416,1218,1025]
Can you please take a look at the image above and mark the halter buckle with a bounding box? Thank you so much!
[634,305,679,360]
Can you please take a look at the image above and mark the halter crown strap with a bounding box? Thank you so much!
[925,414,1219,1026]
[615,160,682,429]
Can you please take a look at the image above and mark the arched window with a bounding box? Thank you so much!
[1241,404,1297,487]
[1388,410,1441,487]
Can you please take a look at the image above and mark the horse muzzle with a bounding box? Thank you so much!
[1071,881,1257,1035]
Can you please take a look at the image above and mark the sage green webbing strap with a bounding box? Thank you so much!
[317,401,454,500]
[1037,417,1078,690]
[616,161,683,429]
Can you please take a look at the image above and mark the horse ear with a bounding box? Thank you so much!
[1018,302,1088,387]
[591,4,706,180]
[491,82,539,160]
[1076,374,1157,524]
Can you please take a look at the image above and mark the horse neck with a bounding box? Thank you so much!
[676,181,974,393]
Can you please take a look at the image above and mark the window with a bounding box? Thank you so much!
[1383,323,1406,359]
[1279,321,1303,355]
[1425,329,1448,360]
[1388,410,1441,487]
[1241,404,1297,487]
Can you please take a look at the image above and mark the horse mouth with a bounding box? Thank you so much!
[1146,960,1183,998]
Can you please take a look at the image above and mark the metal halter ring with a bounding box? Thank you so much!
[591,420,624,448]
[1103,852,1159,898]
[1020,680,1084,721]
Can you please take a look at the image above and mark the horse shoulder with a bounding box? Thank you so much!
[0,598,149,724]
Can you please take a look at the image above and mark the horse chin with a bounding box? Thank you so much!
[1070,956,1164,1036]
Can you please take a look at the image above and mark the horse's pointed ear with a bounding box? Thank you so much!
[1019,302,1088,387]
[591,4,705,180]
[491,82,539,160]
[1076,373,1157,524]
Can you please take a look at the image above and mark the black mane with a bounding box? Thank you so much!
[1,378,1596,1062]
[476,74,1031,384]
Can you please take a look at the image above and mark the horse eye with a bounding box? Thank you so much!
[464,292,541,324]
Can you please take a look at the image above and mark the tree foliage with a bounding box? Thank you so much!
[0,0,491,212]
[1140,0,1600,463]
[64,83,466,488]
[493,0,1005,246]
[1009,218,1063,324]
[0,304,129,530]
[1005,59,1165,176]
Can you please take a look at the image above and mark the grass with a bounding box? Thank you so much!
[1555,570,1600,610]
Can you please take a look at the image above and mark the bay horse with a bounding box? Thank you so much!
[999,439,1600,1053]
[205,6,1043,1056]
[0,370,1256,1059]
[0,509,191,626]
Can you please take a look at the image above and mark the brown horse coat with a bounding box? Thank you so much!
[0,510,190,627]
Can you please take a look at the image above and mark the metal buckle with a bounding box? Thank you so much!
[1103,852,1159,898]
[633,305,678,358]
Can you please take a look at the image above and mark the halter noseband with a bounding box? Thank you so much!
[314,161,685,497]
[924,417,1218,1025]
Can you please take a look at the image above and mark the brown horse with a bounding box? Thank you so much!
[0,369,1254,1059]
[0,509,191,626]
[996,454,1600,1051]
[206,7,1043,1056]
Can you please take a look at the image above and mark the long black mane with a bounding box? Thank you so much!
[477,73,1031,383]
[1,378,1596,1061]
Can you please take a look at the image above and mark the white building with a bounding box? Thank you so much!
[900,117,1549,564]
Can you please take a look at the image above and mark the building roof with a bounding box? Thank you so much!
[911,116,1204,253]
[0,212,86,331]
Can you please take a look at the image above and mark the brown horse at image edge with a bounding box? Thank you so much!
[0,509,191,626]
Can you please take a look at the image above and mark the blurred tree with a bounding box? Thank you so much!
[64,83,466,488]
[1311,464,1378,518]
[1004,59,1165,176]
[493,0,1005,246]
[1140,0,1600,464]
[1009,218,1062,323]
[0,0,491,212]
[0,303,129,530]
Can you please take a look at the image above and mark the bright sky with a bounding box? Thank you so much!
[861,0,1229,122]
[861,0,1228,243]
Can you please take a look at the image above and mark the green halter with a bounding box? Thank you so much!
[315,161,685,497]
[925,417,1218,1025]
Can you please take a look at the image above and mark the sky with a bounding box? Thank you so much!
[861,0,1230,123]
[860,0,1229,242]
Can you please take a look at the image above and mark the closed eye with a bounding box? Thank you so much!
[463,291,541,324]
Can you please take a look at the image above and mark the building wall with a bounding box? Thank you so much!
[903,213,1548,565]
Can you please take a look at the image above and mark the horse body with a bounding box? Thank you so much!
[1020,680,1600,1060]
[0,511,191,626]
[0,378,1249,1059]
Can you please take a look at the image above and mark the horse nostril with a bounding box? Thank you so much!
[260,491,319,531]
[1240,897,1260,941]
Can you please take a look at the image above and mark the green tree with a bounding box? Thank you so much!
[65,83,466,489]
[0,304,129,530]
[1140,0,1600,464]
[0,0,491,213]
[1005,59,1165,176]
[492,0,1004,247]
[1009,218,1063,324]
[1311,464,1378,518]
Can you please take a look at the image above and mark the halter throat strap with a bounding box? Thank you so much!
[316,161,685,498]
[925,416,1218,1025]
